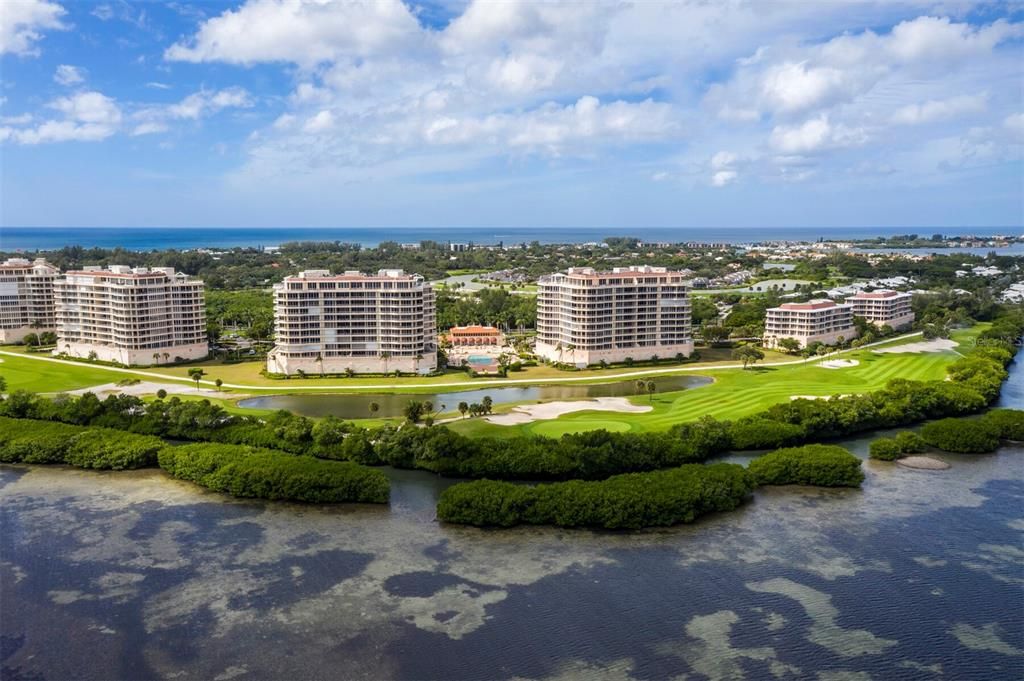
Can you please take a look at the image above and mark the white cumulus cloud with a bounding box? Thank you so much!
[892,94,987,125]
[54,64,85,86]
[2,91,122,144]
[0,0,67,56]
[164,0,423,67]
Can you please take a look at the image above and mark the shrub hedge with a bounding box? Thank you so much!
[868,438,903,461]
[981,409,1024,441]
[158,443,389,503]
[920,418,1002,454]
[2,312,1021,483]
[436,463,755,529]
[869,430,928,461]
[0,416,162,469]
[748,444,865,487]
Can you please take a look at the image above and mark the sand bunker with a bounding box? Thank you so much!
[819,359,859,369]
[874,338,957,354]
[63,381,239,399]
[790,394,852,401]
[485,397,652,426]
[897,456,951,470]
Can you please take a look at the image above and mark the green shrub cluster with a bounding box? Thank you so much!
[920,418,1002,454]
[869,431,927,461]
[868,438,902,461]
[2,313,1020,483]
[0,416,162,469]
[747,444,865,487]
[437,463,755,529]
[157,443,389,504]
[981,409,1024,441]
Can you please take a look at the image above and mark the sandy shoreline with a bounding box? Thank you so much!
[897,456,951,470]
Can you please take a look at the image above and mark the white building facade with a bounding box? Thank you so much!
[764,299,858,349]
[848,290,914,330]
[267,269,437,375]
[536,266,693,366]
[0,258,59,343]
[55,266,207,365]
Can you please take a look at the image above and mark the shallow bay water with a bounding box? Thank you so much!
[2,358,1022,680]
[3,440,1022,680]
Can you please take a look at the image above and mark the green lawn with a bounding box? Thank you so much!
[0,351,144,392]
[0,326,984,440]
[0,343,798,393]
[445,326,983,438]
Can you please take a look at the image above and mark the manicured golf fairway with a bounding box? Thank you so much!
[446,327,980,437]
[0,326,983,440]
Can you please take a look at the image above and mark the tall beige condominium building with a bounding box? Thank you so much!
[764,299,858,349]
[848,290,914,330]
[267,269,437,375]
[55,266,207,365]
[536,266,693,365]
[0,258,59,343]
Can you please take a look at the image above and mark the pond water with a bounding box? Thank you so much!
[237,374,713,418]
[1,361,1021,680]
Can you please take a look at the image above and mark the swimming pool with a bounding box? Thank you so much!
[467,355,496,365]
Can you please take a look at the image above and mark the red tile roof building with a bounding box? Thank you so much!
[449,325,501,346]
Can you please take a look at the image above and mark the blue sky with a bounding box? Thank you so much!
[1,0,1022,229]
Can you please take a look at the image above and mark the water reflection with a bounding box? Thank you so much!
[237,375,713,418]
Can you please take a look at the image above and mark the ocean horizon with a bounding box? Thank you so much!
[2,226,1021,252]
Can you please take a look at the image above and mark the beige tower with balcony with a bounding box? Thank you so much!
[54,266,207,365]
[536,266,693,366]
[764,299,858,349]
[848,290,915,330]
[0,258,59,343]
[267,269,437,375]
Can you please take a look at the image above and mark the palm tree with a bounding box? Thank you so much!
[162,352,170,364]
[379,350,392,375]
[636,379,646,396]
[153,352,160,365]
[315,352,324,377]
[188,368,204,389]
[215,378,223,392]
[458,401,469,419]
[646,380,656,402]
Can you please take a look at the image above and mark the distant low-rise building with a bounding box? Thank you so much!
[0,257,59,343]
[764,299,858,349]
[848,290,914,330]
[55,266,207,365]
[267,269,436,375]
[536,266,692,365]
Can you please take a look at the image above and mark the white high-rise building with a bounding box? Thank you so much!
[0,258,59,343]
[764,299,858,349]
[267,269,437,375]
[54,266,207,365]
[536,266,693,365]
[848,290,914,330]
